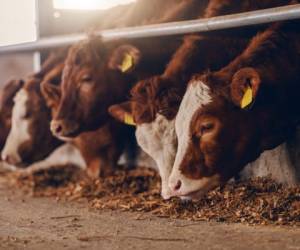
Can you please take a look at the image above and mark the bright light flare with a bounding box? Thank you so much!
[53,0,136,10]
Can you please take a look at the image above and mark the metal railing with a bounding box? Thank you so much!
[1,4,300,54]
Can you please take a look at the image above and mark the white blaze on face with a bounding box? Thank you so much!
[135,114,177,199]
[1,89,31,164]
[169,80,219,197]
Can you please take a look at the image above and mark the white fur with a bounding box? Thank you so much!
[1,89,31,164]
[169,81,213,196]
[241,143,297,185]
[19,143,86,174]
[136,114,177,199]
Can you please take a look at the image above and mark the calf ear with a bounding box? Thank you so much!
[108,45,141,73]
[12,79,25,89]
[108,102,136,126]
[40,82,61,109]
[230,67,261,109]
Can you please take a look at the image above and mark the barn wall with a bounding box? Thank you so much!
[0,54,34,86]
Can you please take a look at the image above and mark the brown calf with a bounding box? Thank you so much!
[42,61,138,178]
[49,0,211,138]
[169,21,300,199]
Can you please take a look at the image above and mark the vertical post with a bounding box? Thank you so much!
[33,0,41,72]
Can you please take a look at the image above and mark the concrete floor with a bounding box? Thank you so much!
[0,175,300,250]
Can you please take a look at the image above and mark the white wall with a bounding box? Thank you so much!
[0,0,36,46]
[0,0,36,84]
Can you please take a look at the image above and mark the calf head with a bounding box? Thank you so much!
[109,75,184,199]
[51,38,142,138]
[1,76,61,167]
[169,67,299,199]
[0,79,24,150]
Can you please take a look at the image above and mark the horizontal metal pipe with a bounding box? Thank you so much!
[1,4,300,54]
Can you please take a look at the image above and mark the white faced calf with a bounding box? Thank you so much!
[109,76,184,199]
[1,78,61,167]
[168,23,300,199]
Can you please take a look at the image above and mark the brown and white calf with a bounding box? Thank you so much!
[1,77,63,167]
[168,21,300,199]
[109,0,294,199]
[1,50,68,167]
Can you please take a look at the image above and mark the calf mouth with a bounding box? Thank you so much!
[55,135,74,142]
[56,129,79,139]
[12,161,32,169]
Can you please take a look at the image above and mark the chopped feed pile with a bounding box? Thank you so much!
[4,165,300,226]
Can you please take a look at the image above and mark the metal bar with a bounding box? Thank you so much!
[1,4,300,54]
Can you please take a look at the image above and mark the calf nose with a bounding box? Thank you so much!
[173,180,182,192]
[50,119,79,138]
[50,120,63,136]
[1,153,8,162]
[161,185,173,200]
[168,177,185,196]
[1,153,19,165]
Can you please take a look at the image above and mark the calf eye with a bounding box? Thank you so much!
[81,74,92,82]
[200,122,214,135]
[22,112,31,119]
[19,112,29,120]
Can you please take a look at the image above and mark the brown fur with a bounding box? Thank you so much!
[122,0,293,126]
[102,0,209,28]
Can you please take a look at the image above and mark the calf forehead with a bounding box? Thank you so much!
[174,80,212,173]
[13,89,29,117]
[175,80,212,136]
[8,88,31,145]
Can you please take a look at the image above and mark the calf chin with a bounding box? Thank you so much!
[1,152,21,166]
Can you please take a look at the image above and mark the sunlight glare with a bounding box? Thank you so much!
[53,0,137,10]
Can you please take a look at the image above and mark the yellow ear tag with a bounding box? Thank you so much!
[124,113,136,126]
[120,53,134,73]
[240,86,253,109]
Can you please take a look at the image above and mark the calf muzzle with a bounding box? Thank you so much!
[50,119,79,138]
